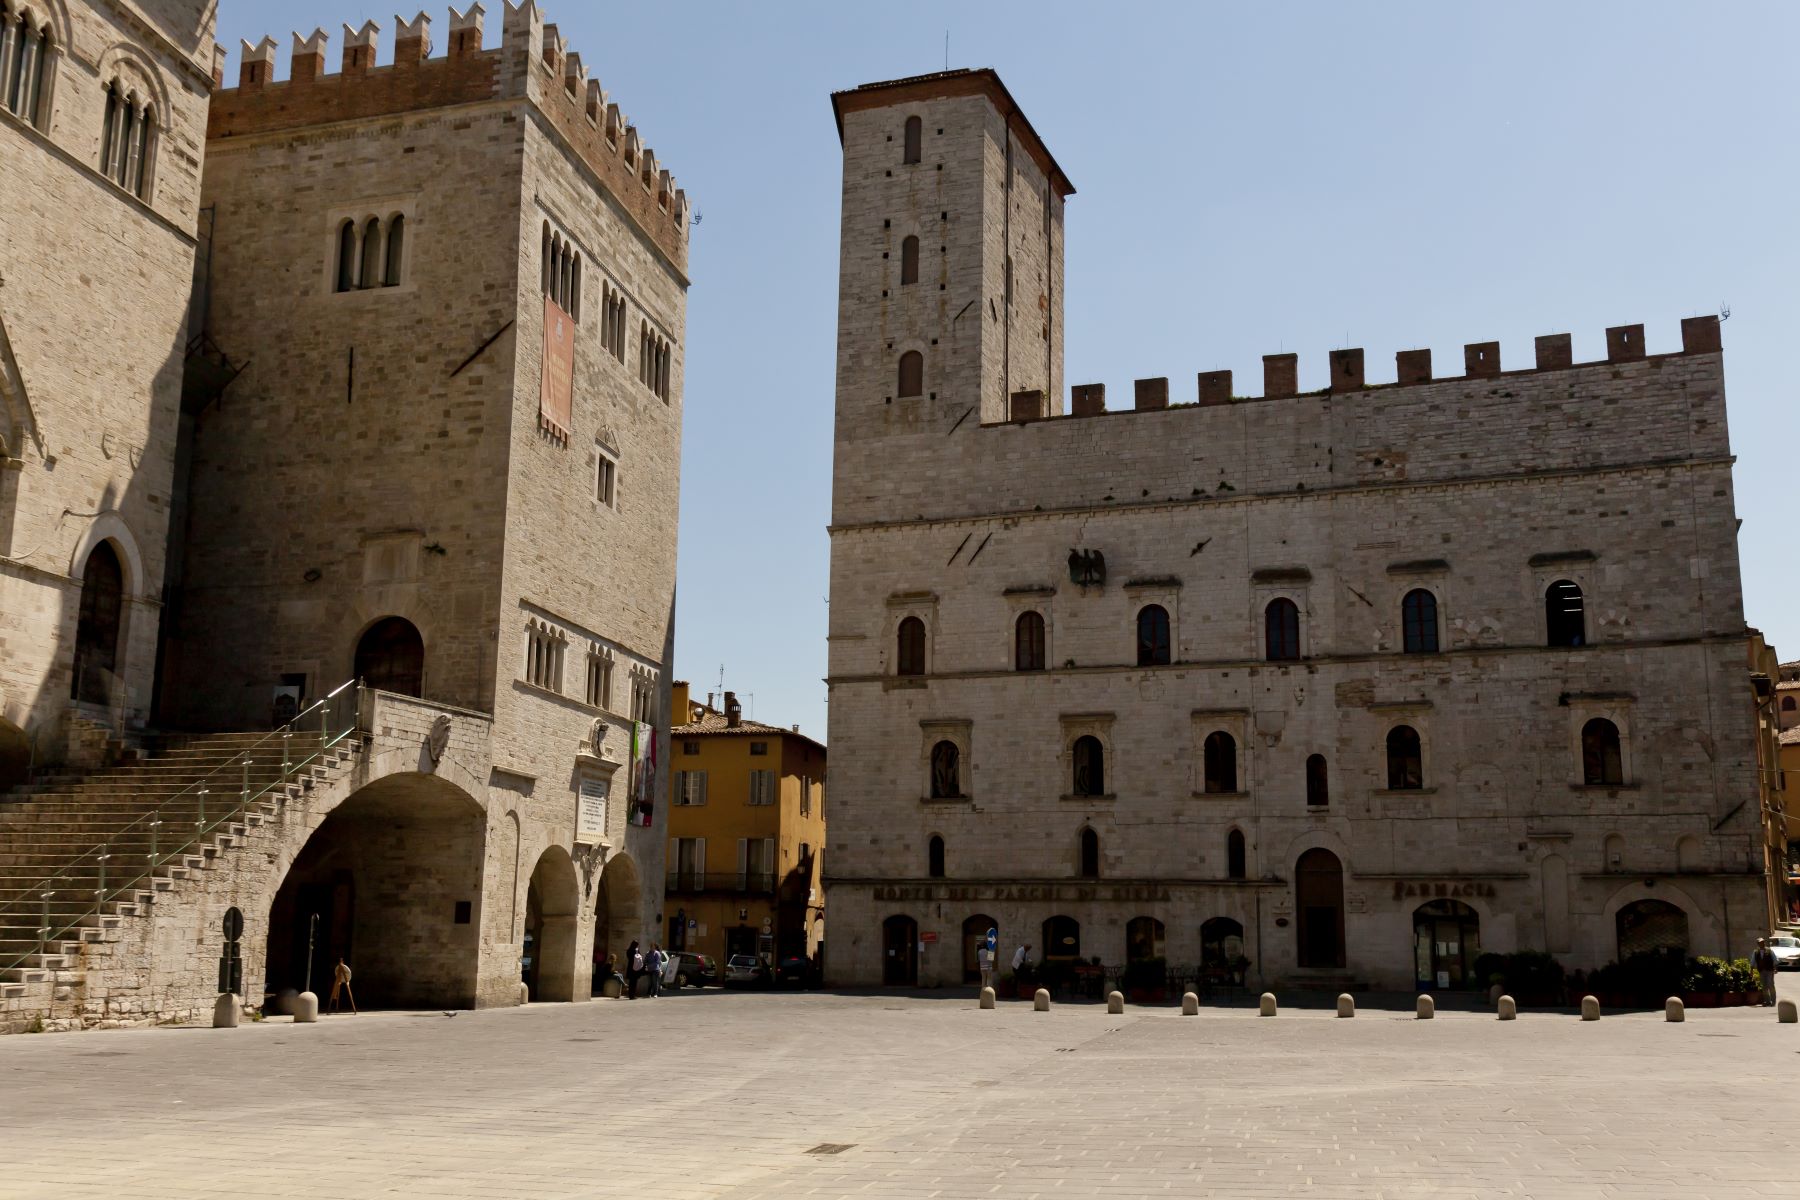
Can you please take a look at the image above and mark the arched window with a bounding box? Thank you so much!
[1581,718,1623,785]
[1401,589,1439,653]
[1265,598,1300,661]
[541,223,553,294]
[900,235,919,285]
[383,214,405,286]
[1784,696,1797,712]
[359,217,381,289]
[902,115,922,164]
[1071,735,1104,797]
[927,834,945,878]
[1545,579,1585,647]
[1386,725,1423,790]
[1136,604,1170,666]
[895,616,925,676]
[97,82,150,197]
[335,219,357,292]
[1078,828,1099,879]
[1014,611,1045,671]
[897,350,923,397]
[1305,754,1329,808]
[929,740,960,799]
[1202,731,1237,793]
[1226,829,1246,880]
[5,16,51,127]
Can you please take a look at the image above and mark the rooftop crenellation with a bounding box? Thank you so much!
[1029,316,1722,423]
[210,1,688,267]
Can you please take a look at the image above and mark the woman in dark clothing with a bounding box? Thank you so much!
[624,939,641,1000]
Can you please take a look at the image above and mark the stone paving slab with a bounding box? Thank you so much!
[0,980,1793,1199]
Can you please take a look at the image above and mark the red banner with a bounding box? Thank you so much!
[540,295,574,439]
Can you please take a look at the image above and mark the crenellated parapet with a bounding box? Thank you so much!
[208,1,688,269]
[1026,317,1722,423]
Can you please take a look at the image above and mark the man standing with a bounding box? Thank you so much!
[1011,943,1031,977]
[1752,938,1777,1005]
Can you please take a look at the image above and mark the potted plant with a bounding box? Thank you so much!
[1680,956,1727,1007]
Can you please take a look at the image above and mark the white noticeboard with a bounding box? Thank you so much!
[576,778,609,844]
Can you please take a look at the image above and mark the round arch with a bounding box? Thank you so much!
[1600,880,1713,957]
[354,615,424,697]
[594,852,642,975]
[262,769,486,1012]
[524,845,581,1002]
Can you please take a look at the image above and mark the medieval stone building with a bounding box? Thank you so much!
[822,69,1771,992]
[1,1,687,1028]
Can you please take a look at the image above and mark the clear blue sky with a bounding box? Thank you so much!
[219,2,1798,740]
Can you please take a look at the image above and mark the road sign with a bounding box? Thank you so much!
[986,927,997,952]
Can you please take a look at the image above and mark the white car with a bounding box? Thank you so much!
[1768,935,1800,971]
[723,954,768,986]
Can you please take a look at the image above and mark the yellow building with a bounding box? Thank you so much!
[665,683,826,966]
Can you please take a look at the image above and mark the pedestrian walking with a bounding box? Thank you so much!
[625,939,642,1000]
[646,944,665,998]
[327,957,357,1015]
[977,943,994,991]
[1752,938,1777,1005]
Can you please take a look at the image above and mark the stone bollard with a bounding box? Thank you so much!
[1665,997,1684,1023]
[1416,994,1435,1020]
[1033,988,1051,1012]
[1259,992,1277,1017]
[1497,995,1517,1020]
[1581,995,1600,1021]
[1106,990,1124,1014]
[1181,991,1199,1016]
[212,993,241,1029]
[519,981,530,1006]
[293,991,319,1024]
[979,987,995,1010]
[1336,993,1355,1018]
[1778,998,1796,1024]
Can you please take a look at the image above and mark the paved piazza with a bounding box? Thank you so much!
[0,985,1794,1199]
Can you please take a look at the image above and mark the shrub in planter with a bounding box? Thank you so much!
[1681,956,1730,1000]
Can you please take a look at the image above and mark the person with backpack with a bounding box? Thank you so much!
[624,939,642,1000]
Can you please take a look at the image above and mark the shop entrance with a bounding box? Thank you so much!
[1295,848,1345,969]
[1412,899,1481,990]
[882,914,918,985]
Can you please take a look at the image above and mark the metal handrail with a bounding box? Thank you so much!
[0,680,364,981]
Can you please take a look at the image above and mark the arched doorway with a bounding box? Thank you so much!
[594,853,641,977]
[71,541,124,703]
[264,772,485,1010]
[1201,917,1247,986]
[525,847,580,1002]
[1042,914,1081,961]
[1616,898,1689,959]
[355,616,424,696]
[1295,848,1345,969]
[0,719,30,792]
[961,914,996,983]
[1412,900,1481,990]
[882,914,918,985]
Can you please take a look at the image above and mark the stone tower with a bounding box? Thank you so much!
[829,70,1072,504]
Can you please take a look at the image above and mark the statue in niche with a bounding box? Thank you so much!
[1068,548,1106,587]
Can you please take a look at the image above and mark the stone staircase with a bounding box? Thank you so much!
[0,729,363,1029]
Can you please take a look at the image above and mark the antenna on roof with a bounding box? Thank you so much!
[944,30,949,71]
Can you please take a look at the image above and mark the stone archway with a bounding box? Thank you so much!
[525,846,581,1002]
[0,718,30,792]
[263,771,485,1010]
[71,540,124,704]
[594,853,641,973]
[354,616,424,697]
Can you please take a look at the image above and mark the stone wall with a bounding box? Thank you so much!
[0,0,213,767]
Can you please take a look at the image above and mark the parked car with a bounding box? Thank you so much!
[775,956,818,988]
[671,952,719,988]
[1769,934,1800,971]
[723,954,769,987]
